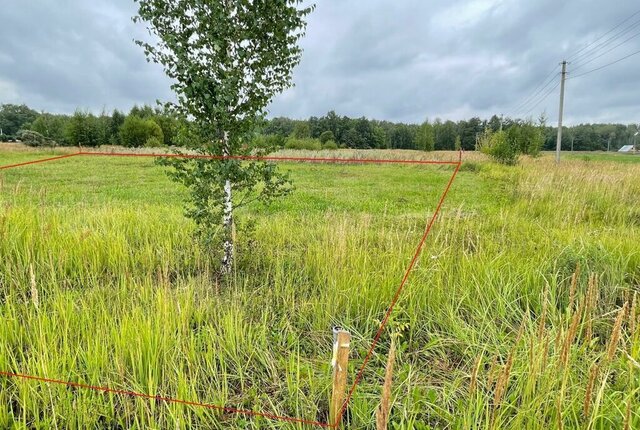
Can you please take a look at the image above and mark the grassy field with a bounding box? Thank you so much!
[0,145,639,429]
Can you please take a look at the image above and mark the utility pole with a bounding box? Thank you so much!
[556,60,567,163]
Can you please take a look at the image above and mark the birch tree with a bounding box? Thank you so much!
[134,0,313,274]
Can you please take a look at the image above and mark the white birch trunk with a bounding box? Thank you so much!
[221,0,235,274]
[221,130,234,274]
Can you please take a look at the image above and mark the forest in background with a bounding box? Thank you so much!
[0,103,637,152]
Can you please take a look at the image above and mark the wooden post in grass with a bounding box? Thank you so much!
[330,327,351,425]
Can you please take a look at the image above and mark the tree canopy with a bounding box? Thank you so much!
[134,0,313,273]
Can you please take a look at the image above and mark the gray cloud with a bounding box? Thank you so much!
[0,0,638,125]
[0,0,173,113]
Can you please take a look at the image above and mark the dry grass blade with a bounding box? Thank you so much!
[560,293,585,367]
[606,301,628,361]
[623,397,632,430]
[29,263,39,310]
[487,355,499,389]
[492,320,524,421]
[538,284,548,340]
[569,265,580,311]
[583,363,598,418]
[584,274,598,343]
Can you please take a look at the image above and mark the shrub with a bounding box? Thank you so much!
[479,121,545,165]
[284,137,322,150]
[120,116,164,148]
[507,122,544,157]
[291,122,310,139]
[252,134,285,149]
[322,140,338,150]
[319,130,335,144]
[145,136,163,148]
[18,130,50,147]
[479,130,518,165]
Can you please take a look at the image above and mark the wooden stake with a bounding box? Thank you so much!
[330,327,351,426]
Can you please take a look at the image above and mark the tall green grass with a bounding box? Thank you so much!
[0,148,638,428]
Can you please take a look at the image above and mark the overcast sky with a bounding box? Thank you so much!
[1,0,639,125]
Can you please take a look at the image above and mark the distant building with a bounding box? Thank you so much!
[618,145,636,153]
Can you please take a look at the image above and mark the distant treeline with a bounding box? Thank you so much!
[261,113,639,152]
[0,104,176,148]
[0,103,636,151]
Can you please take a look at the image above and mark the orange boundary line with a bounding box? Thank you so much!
[0,152,82,170]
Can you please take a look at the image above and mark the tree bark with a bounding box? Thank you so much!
[221,130,234,274]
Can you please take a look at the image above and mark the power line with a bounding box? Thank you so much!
[510,10,640,120]
[511,66,560,115]
[571,29,640,73]
[569,48,640,79]
[515,72,560,116]
[521,81,561,118]
[570,16,640,66]
[567,8,640,61]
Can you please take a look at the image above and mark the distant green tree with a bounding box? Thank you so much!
[479,129,517,165]
[372,125,387,148]
[153,111,179,146]
[454,135,462,151]
[119,115,164,148]
[28,113,69,145]
[354,117,373,148]
[517,121,544,156]
[416,119,435,151]
[0,104,38,136]
[434,119,457,150]
[479,120,544,164]
[129,105,155,119]
[389,124,415,149]
[319,130,335,144]
[320,110,340,141]
[264,117,296,136]
[65,111,101,147]
[109,110,126,145]
[308,116,322,138]
[292,122,311,139]
[459,117,482,150]
[342,127,363,148]
[487,115,502,132]
[96,110,112,147]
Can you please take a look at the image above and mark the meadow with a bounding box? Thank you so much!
[0,145,639,429]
